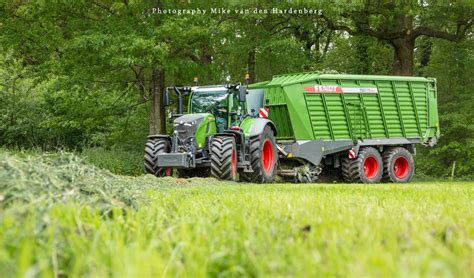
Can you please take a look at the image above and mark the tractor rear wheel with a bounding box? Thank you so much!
[210,136,237,181]
[382,147,415,183]
[341,147,383,183]
[239,126,277,183]
[177,168,210,178]
[144,137,172,177]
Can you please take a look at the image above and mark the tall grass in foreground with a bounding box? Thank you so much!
[0,150,473,277]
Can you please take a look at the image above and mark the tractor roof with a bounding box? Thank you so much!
[192,85,227,92]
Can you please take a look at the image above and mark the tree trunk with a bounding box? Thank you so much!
[419,38,432,68]
[319,30,333,63]
[354,37,370,74]
[149,68,166,135]
[200,44,213,82]
[247,48,256,83]
[391,37,415,76]
[417,37,433,75]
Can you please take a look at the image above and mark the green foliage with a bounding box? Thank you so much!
[318,36,393,74]
[0,52,54,148]
[0,151,473,276]
[0,51,149,149]
[416,38,474,179]
[257,37,310,79]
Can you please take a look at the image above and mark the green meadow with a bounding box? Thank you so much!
[0,151,472,277]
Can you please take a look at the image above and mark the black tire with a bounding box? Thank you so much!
[382,147,415,183]
[239,126,278,183]
[210,136,237,181]
[144,137,172,177]
[176,168,210,178]
[341,147,383,183]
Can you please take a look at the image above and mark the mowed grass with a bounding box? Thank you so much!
[0,151,473,277]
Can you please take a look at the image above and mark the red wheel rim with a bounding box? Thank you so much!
[231,149,237,179]
[393,156,409,178]
[262,139,274,174]
[165,168,172,176]
[363,156,378,179]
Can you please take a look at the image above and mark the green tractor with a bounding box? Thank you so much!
[144,84,278,182]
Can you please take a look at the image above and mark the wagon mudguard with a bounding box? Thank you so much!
[210,131,243,146]
[283,138,421,167]
[284,140,354,166]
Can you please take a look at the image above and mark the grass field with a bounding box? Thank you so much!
[1,151,473,277]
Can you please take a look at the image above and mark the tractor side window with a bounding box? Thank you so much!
[230,93,241,126]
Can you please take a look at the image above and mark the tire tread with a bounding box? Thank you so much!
[341,147,382,183]
[210,136,236,181]
[144,138,169,176]
[382,147,415,183]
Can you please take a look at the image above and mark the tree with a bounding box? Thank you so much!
[321,1,473,75]
[416,37,474,178]
[318,35,393,75]
[212,1,322,83]
[0,0,215,136]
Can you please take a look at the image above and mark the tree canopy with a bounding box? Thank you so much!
[0,0,473,179]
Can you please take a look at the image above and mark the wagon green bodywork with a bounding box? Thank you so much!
[250,72,440,145]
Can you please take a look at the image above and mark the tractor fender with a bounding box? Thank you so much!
[209,132,238,141]
[210,131,245,146]
[147,135,171,144]
[249,118,277,137]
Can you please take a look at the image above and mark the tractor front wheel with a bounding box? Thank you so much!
[210,136,237,181]
[382,147,415,183]
[341,147,383,183]
[144,137,172,177]
[239,126,278,183]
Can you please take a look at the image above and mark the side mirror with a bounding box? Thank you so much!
[163,90,170,106]
[239,85,247,102]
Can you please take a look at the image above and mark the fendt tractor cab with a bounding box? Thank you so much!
[144,83,278,182]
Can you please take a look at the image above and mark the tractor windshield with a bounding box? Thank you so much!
[190,90,229,132]
[190,90,228,114]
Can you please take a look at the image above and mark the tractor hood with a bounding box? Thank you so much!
[173,114,207,126]
[173,113,215,147]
